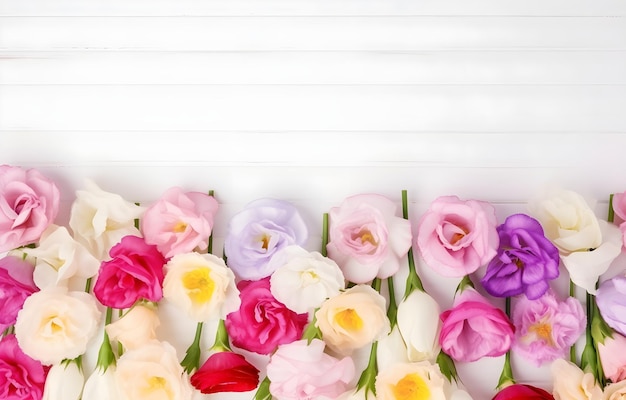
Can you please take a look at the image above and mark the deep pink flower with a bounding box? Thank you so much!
[0,165,59,252]
[0,334,48,400]
[440,287,514,362]
[140,187,218,258]
[225,278,308,355]
[492,384,554,400]
[417,195,499,278]
[0,256,38,333]
[191,352,259,394]
[93,235,166,308]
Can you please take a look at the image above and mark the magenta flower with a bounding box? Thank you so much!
[224,199,308,280]
[0,256,38,333]
[0,334,48,400]
[512,291,585,366]
[480,214,560,300]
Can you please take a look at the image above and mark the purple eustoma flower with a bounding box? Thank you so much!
[481,213,559,300]
[596,275,626,337]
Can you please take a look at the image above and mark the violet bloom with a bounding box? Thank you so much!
[224,198,308,280]
[481,214,559,300]
[596,275,626,337]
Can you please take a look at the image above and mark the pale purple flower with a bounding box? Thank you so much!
[596,275,626,337]
[481,214,560,300]
[512,290,586,366]
[224,198,308,280]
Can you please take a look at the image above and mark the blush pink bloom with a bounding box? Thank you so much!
[93,235,167,309]
[327,194,412,283]
[266,339,355,400]
[0,334,48,400]
[512,291,585,366]
[0,255,38,333]
[613,191,626,248]
[225,277,308,355]
[598,332,626,383]
[0,165,59,252]
[440,287,514,362]
[140,187,218,258]
[417,195,499,278]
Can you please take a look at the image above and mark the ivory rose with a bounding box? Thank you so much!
[315,284,390,356]
[598,332,626,383]
[0,334,48,400]
[163,252,240,321]
[377,326,410,371]
[551,358,603,400]
[105,304,160,351]
[114,341,194,400]
[266,339,355,400]
[439,287,514,362]
[140,187,219,258]
[25,225,99,290]
[397,289,441,362]
[269,245,345,313]
[42,360,84,400]
[82,366,120,400]
[375,361,447,400]
[0,165,60,252]
[0,255,38,334]
[327,193,412,283]
[15,286,101,365]
[417,195,499,277]
[604,380,626,400]
[224,198,308,280]
[69,179,144,259]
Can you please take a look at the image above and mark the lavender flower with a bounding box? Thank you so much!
[596,275,626,337]
[481,213,559,300]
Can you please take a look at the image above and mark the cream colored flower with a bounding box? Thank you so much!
[397,290,441,362]
[269,245,345,313]
[551,358,603,400]
[163,252,240,321]
[315,284,389,356]
[604,380,626,400]
[375,361,447,400]
[15,286,101,365]
[83,366,121,400]
[105,304,160,351]
[42,360,84,400]
[377,325,410,372]
[115,341,194,400]
[69,179,144,260]
[25,224,99,290]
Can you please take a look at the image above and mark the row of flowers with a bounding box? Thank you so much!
[1,163,626,400]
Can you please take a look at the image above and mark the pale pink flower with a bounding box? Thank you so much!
[613,191,626,248]
[598,332,626,383]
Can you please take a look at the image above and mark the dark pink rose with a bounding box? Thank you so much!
[0,165,59,252]
[0,256,38,333]
[440,287,515,362]
[0,334,48,400]
[93,235,166,308]
[225,278,308,355]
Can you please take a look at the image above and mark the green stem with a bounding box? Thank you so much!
[181,322,204,374]
[608,193,615,223]
[95,307,116,371]
[570,280,577,363]
[211,319,231,352]
[356,341,379,397]
[321,213,329,257]
[208,190,215,254]
[253,376,272,400]
[84,277,92,293]
[401,190,424,297]
[387,276,398,329]
[496,297,515,390]
[371,277,381,292]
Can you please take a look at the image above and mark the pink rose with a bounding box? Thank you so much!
[417,195,499,277]
[0,165,59,252]
[225,277,308,355]
[440,287,514,362]
[140,187,218,258]
[0,255,38,333]
[0,334,48,400]
[613,191,626,248]
[598,332,626,382]
[93,235,166,308]
[266,339,355,400]
[327,194,412,283]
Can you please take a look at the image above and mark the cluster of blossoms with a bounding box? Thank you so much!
[2,163,626,400]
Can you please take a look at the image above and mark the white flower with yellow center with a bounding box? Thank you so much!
[375,361,447,400]
[163,252,240,322]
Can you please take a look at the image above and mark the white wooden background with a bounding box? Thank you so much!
[1,1,626,399]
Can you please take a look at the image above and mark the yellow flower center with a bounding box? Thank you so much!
[42,316,64,337]
[358,229,377,246]
[142,376,173,398]
[392,373,431,400]
[259,234,271,250]
[173,221,188,233]
[529,322,555,346]
[300,269,320,285]
[183,268,215,304]
[334,308,363,331]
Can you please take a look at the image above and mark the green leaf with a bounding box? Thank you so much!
[436,350,458,383]
[254,377,272,400]
[591,302,614,345]
[302,312,322,344]
[181,322,203,374]
[496,352,515,390]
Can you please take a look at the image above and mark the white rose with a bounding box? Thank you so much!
[377,325,409,372]
[115,341,194,400]
[269,245,345,313]
[397,290,441,362]
[529,189,602,254]
[69,179,144,260]
[375,361,448,400]
[105,304,160,351]
[83,366,121,400]
[551,358,603,400]
[15,286,101,365]
[163,252,240,321]
[42,360,84,400]
[315,284,390,356]
[25,224,100,290]
[604,380,626,400]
